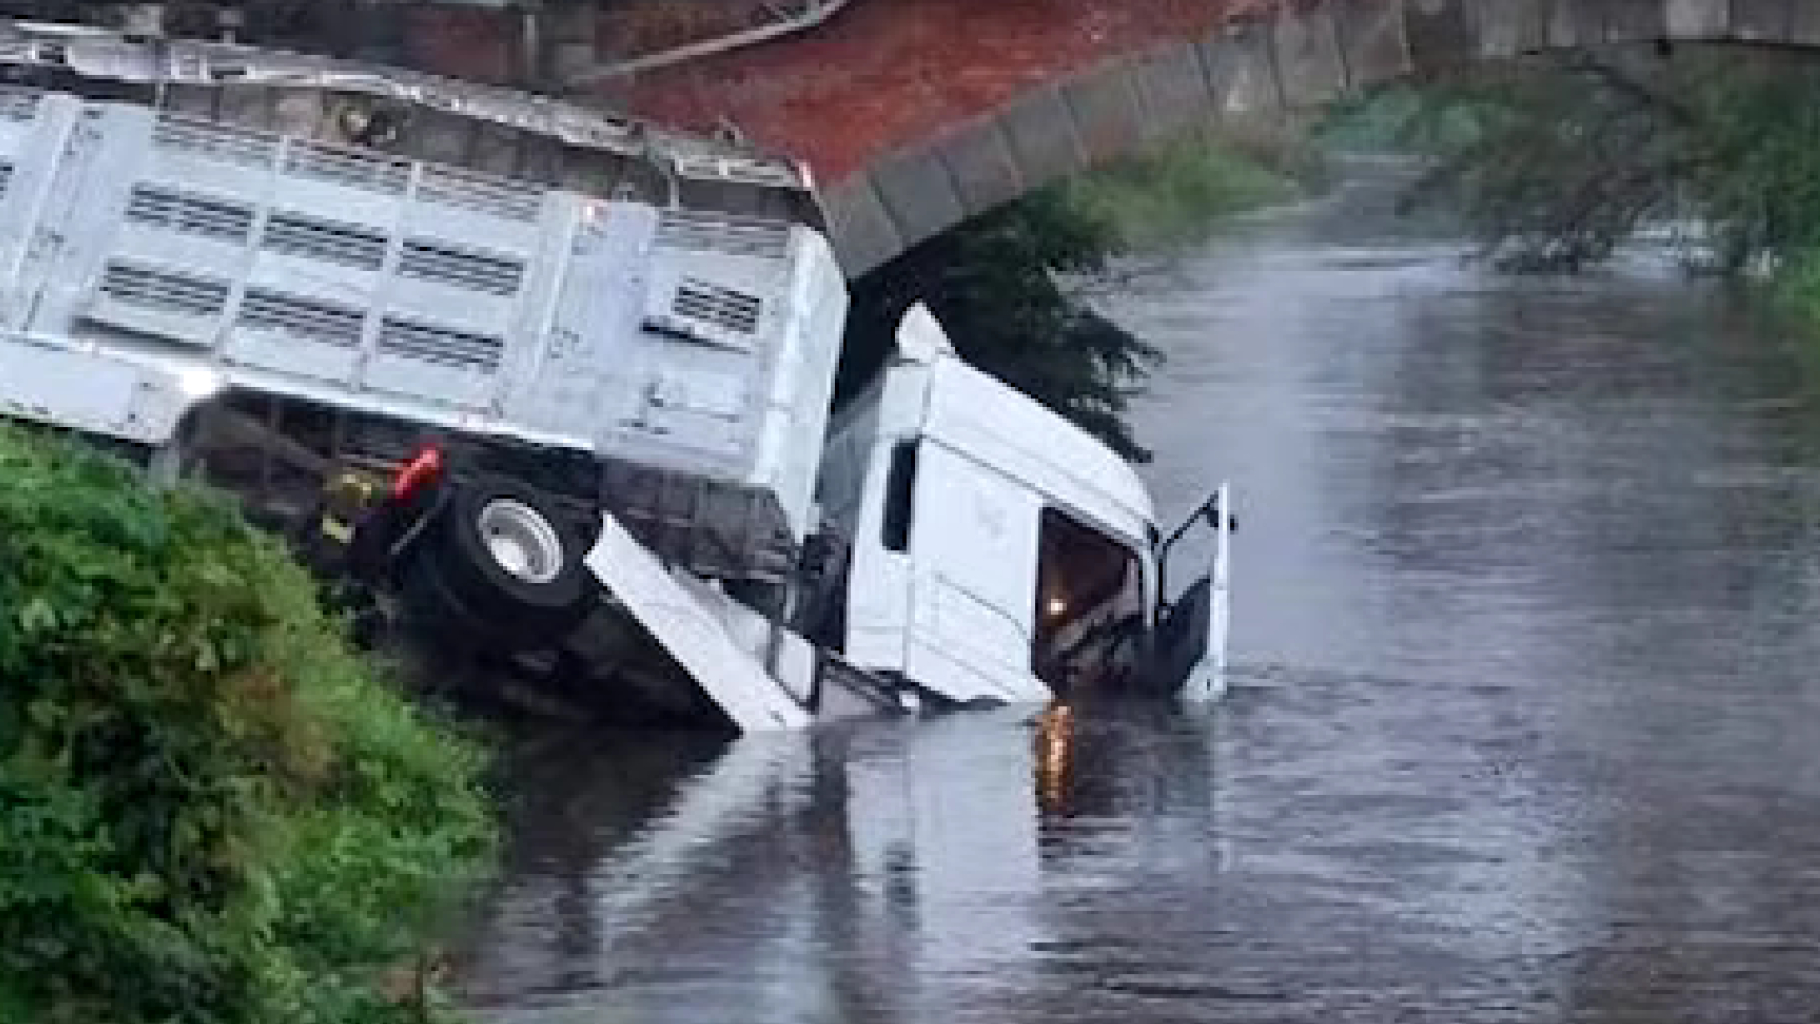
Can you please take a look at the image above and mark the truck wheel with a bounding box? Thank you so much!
[407,476,595,649]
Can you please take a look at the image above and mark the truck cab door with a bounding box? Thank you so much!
[842,435,1048,705]
[1153,483,1233,700]
[900,440,1048,705]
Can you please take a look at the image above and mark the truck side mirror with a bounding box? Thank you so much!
[1203,504,1236,533]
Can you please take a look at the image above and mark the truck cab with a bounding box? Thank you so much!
[817,305,1231,708]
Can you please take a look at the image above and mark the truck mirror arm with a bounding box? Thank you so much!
[1157,490,1234,604]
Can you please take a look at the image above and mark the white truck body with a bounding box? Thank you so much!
[820,306,1161,705]
[622,304,1234,729]
[0,86,1232,732]
[0,89,845,564]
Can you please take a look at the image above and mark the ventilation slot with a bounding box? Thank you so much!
[153,116,279,169]
[0,160,13,202]
[262,212,387,270]
[656,212,791,260]
[237,288,365,348]
[125,185,254,244]
[673,279,763,336]
[378,317,503,372]
[282,140,410,195]
[99,262,230,318]
[418,166,543,222]
[399,239,525,296]
[671,151,804,190]
[0,90,39,123]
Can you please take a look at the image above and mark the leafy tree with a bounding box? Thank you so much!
[841,189,1163,463]
[1381,46,1820,280]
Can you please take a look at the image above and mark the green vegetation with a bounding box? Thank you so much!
[0,424,494,1024]
[1316,84,1430,154]
[1336,48,1820,290]
[844,135,1315,462]
[843,189,1161,462]
[1054,130,1320,251]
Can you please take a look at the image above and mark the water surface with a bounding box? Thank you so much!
[459,175,1820,1023]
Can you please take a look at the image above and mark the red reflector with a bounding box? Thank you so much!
[392,446,443,500]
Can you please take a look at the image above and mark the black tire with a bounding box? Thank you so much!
[400,552,494,655]
[405,476,596,650]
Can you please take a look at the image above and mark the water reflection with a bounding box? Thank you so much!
[463,703,1231,1024]
[462,171,1820,1022]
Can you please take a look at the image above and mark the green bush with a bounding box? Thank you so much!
[0,423,494,1024]
[1054,132,1316,251]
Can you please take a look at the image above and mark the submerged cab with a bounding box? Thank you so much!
[818,305,1231,707]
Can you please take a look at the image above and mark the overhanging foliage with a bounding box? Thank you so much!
[841,190,1163,463]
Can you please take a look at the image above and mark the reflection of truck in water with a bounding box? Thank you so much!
[0,86,1233,731]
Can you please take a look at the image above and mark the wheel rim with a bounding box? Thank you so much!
[477,499,564,585]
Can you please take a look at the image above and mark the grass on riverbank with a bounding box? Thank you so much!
[0,423,495,1024]
[1052,128,1323,252]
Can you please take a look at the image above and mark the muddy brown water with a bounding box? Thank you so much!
[456,172,1820,1023]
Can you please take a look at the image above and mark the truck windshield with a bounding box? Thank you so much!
[1031,508,1144,693]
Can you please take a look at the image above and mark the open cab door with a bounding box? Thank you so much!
[1151,484,1233,700]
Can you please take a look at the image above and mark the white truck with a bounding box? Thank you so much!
[0,86,1233,731]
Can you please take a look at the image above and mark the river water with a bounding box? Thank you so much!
[457,172,1820,1023]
